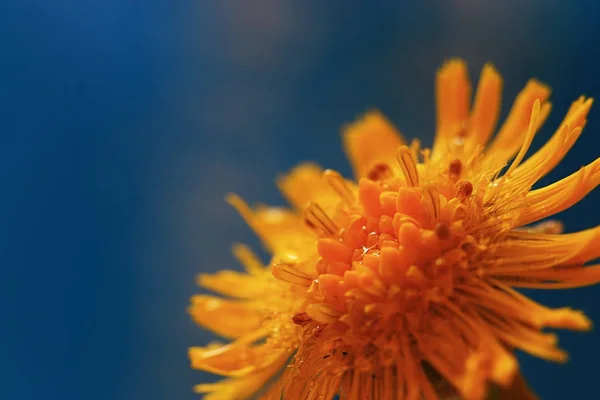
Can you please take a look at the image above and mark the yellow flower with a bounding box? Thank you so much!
[189,59,600,400]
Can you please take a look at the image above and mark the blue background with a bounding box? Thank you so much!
[1,1,599,399]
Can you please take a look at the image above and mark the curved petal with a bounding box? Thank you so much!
[480,79,551,173]
[514,157,600,227]
[226,194,315,256]
[194,352,290,400]
[487,226,600,275]
[509,97,593,189]
[342,110,406,178]
[188,295,264,338]
[277,163,355,212]
[465,63,503,154]
[197,269,275,299]
[434,59,472,153]
[189,329,282,376]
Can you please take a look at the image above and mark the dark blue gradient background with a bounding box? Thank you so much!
[1,1,599,399]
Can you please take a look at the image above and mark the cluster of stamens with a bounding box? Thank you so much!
[281,145,487,369]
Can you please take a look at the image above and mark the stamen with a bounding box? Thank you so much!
[272,263,314,286]
[422,184,441,221]
[304,202,339,236]
[421,148,431,165]
[324,169,355,204]
[397,145,419,186]
[306,303,343,323]
[410,138,421,159]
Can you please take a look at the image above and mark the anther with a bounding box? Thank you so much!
[461,235,477,255]
[304,202,339,236]
[456,121,469,138]
[397,145,419,186]
[449,158,462,180]
[410,138,421,159]
[324,169,355,204]
[421,148,431,165]
[292,312,312,327]
[434,222,451,240]
[367,163,393,181]
[454,180,473,201]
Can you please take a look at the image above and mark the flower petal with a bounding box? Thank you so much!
[277,163,354,212]
[188,295,263,338]
[198,269,274,298]
[189,329,282,376]
[466,63,503,153]
[193,352,289,400]
[480,79,551,173]
[509,97,593,188]
[342,110,406,178]
[435,59,472,145]
[514,157,600,227]
[226,194,315,256]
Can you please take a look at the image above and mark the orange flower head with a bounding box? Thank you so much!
[189,59,600,400]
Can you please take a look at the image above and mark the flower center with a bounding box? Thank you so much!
[290,148,489,369]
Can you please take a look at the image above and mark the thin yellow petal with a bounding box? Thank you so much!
[267,367,342,400]
[504,98,541,177]
[481,79,551,171]
[189,330,281,376]
[194,353,289,400]
[467,63,503,152]
[431,59,471,162]
[499,264,600,290]
[510,97,593,188]
[484,278,591,331]
[342,110,406,178]
[277,163,354,212]
[489,226,600,275]
[433,59,472,159]
[226,193,314,255]
[515,157,600,227]
[188,295,263,339]
[198,270,273,298]
[232,243,266,276]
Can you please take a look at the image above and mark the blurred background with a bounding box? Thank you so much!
[1,1,600,399]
